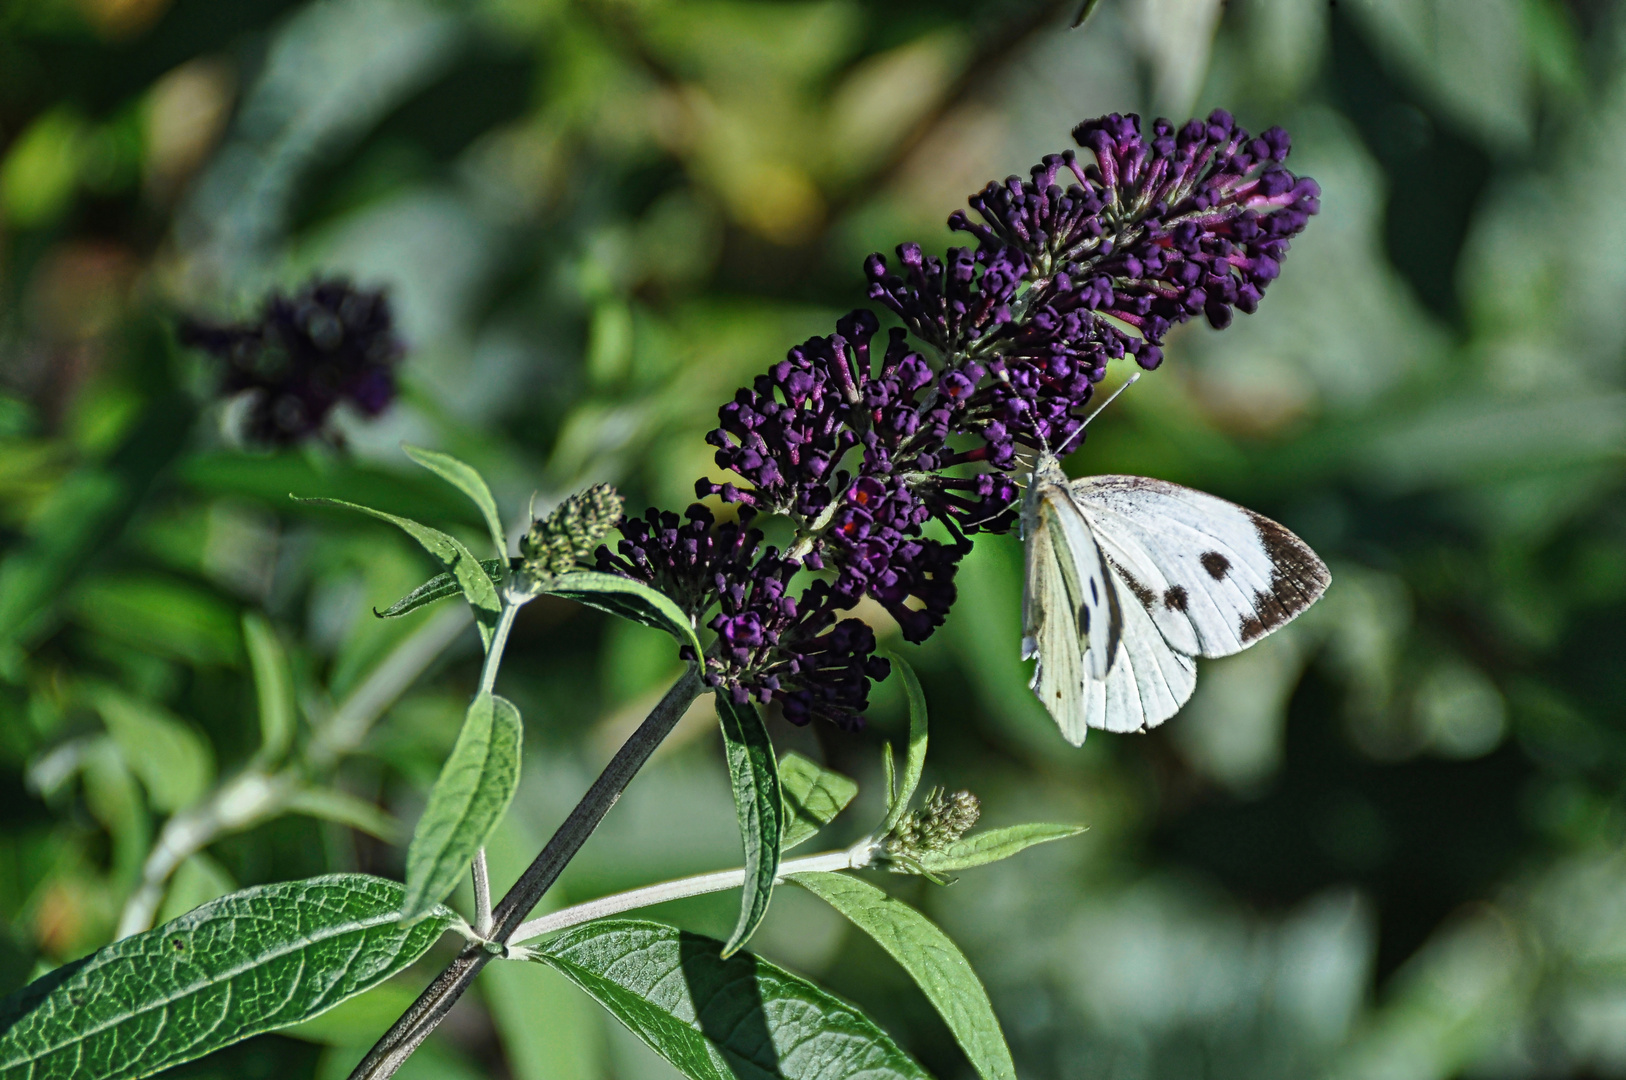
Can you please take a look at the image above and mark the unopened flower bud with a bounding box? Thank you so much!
[520,483,625,586]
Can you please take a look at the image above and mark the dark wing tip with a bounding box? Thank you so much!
[1239,511,1332,643]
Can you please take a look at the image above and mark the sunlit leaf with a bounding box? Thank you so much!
[400,693,522,924]
[401,444,506,559]
[284,786,402,842]
[531,919,930,1080]
[89,687,213,813]
[778,753,857,851]
[912,823,1085,875]
[293,495,500,650]
[790,871,1016,1080]
[0,875,455,1080]
[542,570,702,658]
[242,612,296,763]
[716,696,781,957]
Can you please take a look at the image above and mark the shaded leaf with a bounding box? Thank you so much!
[542,570,701,659]
[881,654,928,834]
[402,444,506,558]
[374,559,508,619]
[913,823,1085,875]
[778,753,857,851]
[400,693,522,924]
[790,871,1015,1080]
[294,495,500,650]
[0,875,454,1080]
[242,612,296,763]
[532,919,930,1080]
[716,696,781,957]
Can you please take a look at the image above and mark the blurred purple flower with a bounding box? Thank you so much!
[600,111,1317,729]
[180,278,404,446]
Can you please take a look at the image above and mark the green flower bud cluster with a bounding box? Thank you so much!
[519,483,625,587]
[882,788,980,868]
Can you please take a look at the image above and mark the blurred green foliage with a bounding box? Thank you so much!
[1,0,1623,1078]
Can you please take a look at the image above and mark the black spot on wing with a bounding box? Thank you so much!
[1164,586,1188,611]
[1201,552,1231,580]
[1079,602,1091,634]
[1238,511,1332,643]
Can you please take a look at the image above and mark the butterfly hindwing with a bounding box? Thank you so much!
[1084,587,1198,733]
[1070,475,1330,660]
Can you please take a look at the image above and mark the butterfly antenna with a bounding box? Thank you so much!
[1053,372,1140,458]
[1082,372,1140,429]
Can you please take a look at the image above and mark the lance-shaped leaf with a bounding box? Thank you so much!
[242,611,296,763]
[912,822,1085,875]
[401,444,506,558]
[881,654,928,834]
[293,495,500,650]
[400,693,522,924]
[0,875,454,1080]
[790,871,1015,1080]
[716,696,781,957]
[374,558,508,619]
[531,919,930,1080]
[542,570,701,659]
[778,753,857,851]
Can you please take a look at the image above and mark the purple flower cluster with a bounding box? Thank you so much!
[600,111,1317,728]
[180,278,404,446]
[868,109,1319,451]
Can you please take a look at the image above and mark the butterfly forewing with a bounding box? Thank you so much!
[1070,476,1330,660]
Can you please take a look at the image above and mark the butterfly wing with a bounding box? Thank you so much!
[1022,482,1121,744]
[1070,475,1331,660]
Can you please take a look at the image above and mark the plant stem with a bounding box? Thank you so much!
[477,601,520,696]
[346,664,706,1080]
[507,839,874,946]
[472,848,492,936]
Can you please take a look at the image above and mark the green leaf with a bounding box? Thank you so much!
[89,687,213,813]
[242,612,296,763]
[778,752,857,851]
[881,654,928,834]
[69,575,243,667]
[789,872,1015,1080]
[401,444,506,559]
[400,693,522,924]
[374,559,508,619]
[716,696,781,957]
[294,495,501,650]
[284,786,403,842]
[912,823,1085,875]
[541,570,701,659]
[531,919,931,1080]
[1070,0,1102,28]
[0,874,454,1080]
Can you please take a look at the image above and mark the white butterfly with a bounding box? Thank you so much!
[1020,451,1330,745]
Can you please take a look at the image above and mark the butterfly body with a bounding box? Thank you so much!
[1020,452,1330,745]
